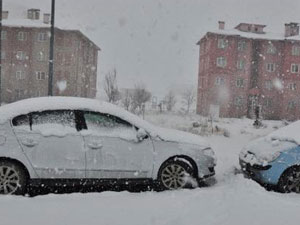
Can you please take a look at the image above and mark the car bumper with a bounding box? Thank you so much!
[239,158,274,185]
[198,166,215,181]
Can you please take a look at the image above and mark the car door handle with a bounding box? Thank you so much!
[21,138,38,147]
[87,142,103,150]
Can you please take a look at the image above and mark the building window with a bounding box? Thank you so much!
[28,9,40,20]
[89,49,94,64]
[292,46,300,56]
[287,100,296,110]
[204,57,210,70]
[217,38,228,49]
[36,90,43,97]
[1,51,5,60]
[16,51,26,60]
[289,83,297,90]
[15,89,25,99]
[65,37,73,47]
[216,57,227,68]
[17,32,27,41]
[37,32,47,41]
[1,31,7,40]
[63,53,71,65]
[237,41,247,51]
[237,59,245,70]
[234,96,243,106]
[199,77,206,88]
[16,71,25,80]
[291,64,299,73]
[236,78,244,87]
[264,98,273,107]
[37,51,46,61]
[215,77,225,86]
[265,80,273,90]
[36,71,46,80]
[267,43,276,54]
[266,63,275,72]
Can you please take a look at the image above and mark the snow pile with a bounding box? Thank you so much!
[1,175,300,225]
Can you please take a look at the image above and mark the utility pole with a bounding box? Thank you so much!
[0,0,2,105]
[48,0,55,96]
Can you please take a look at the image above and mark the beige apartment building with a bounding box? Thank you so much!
[1,9,100,104]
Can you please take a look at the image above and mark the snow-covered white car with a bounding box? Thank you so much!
[239,121,300,193]
[0,97,216,194]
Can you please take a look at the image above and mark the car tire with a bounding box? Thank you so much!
[157,159,196,190]
[0,161,27,195]
[278,166,300,193]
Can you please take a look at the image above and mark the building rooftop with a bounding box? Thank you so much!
[199,22,300,43]
[3,18,49,28]
[2,8,101,50]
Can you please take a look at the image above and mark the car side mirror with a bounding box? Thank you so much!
[136,128,148,142]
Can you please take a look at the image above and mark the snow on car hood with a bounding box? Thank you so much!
[240,137,297,165]
[241,121,300,165]
[152,127,210,149]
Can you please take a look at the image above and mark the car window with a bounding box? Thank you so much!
[84,112,131,128]
[12,114,31,131]
[31,110,77,135]
[83,112,137,139]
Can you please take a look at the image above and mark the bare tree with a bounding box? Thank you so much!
[182,88,196,114]
[121,89,132,111]
[103,69,120,104]
[131,84,151,114]
[164,90,177,111]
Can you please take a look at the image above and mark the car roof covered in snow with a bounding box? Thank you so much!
[267,120,300,144]
[0,97,210,147]
[0,97,152,129]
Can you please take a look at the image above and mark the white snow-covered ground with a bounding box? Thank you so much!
[1,113,300,225]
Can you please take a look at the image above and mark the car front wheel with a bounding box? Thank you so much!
[0,161,27,195]
[158,160,195,190]
[278,167,300,193]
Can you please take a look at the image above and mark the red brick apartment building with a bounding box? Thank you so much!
[197,21,300,120]
[1,9,100,104]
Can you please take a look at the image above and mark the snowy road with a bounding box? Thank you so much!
[1,117,300,225]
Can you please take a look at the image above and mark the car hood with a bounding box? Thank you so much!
[151,127,210,149]
[240,137,297,165]
[240,121,300,165]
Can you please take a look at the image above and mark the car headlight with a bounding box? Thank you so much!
[203,148,217,163]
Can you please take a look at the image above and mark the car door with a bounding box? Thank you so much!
[12,110,86,179]
[81,111,154,179]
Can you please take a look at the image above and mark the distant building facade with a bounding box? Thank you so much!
[1,9,100,104]
[197,21,300,120]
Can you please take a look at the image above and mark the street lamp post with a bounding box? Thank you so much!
[48,0,55,96]
[0,0,2,105]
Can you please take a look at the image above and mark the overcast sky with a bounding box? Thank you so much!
[5,0,300,99]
